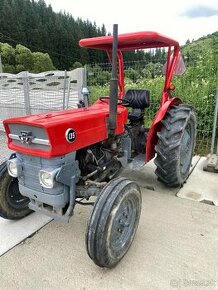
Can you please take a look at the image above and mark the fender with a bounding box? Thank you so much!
[146,97,182,162]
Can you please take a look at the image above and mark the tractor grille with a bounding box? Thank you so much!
[17,153,65,195]
[8,124,50,151]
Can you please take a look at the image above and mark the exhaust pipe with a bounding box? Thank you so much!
[109,24,118,135]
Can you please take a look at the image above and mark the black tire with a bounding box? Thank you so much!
[154,104,197,187]
[86,177,142,268]
[0,161,31,219]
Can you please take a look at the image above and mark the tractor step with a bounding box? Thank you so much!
[203,154,218,173]
[126,154,145,170]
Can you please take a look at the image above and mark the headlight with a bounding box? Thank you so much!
[7,158,22,177]
[39,169,60,189]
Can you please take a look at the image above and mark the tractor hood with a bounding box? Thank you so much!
[4,101,128,158]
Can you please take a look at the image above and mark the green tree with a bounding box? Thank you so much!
[0,0,108,69]
[0,42,16,72]
[71,61,83,70]
[0,41,55,73]
[15,44,34,72]
[32,52,55,72]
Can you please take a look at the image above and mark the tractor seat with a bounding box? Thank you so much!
[122,89,150,109]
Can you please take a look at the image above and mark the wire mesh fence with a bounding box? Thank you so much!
[86,57,218,155]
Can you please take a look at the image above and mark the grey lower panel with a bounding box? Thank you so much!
[17,152,66,194]
[19,184,68,208]
[28,202,70,224]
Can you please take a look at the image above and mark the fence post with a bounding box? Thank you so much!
[22,71,31,115]
[83,65,87,87]
[63,70,67,110]
[211,90,218,155]
[77,68,84,102]
[65,75,71,109]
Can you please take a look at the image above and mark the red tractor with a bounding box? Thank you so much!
[0,25,196,268]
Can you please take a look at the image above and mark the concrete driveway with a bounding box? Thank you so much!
[0,157,217,290]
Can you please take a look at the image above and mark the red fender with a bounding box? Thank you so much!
[146,97,182,162]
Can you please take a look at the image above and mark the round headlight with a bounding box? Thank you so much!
[39,171,53,188]
[39,168,60,189]
[7,159,22,177]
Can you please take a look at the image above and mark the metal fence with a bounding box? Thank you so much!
[0,68,85,130]
[86,58,218,155]
[0,68,85,163]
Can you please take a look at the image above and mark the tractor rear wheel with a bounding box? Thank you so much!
[0,161,31,219]
[154,104,196,187]
[86,177,141,268]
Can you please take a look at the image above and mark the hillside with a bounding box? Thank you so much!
[0,0,217,77]
[182,31,218,57]
[0,0,108,69]
[179,30,218,103]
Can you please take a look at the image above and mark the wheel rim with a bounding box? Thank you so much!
[110,197,136,252]
[180,122,192,175]
[6,178,29,210]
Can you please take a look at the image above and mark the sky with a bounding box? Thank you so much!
[44,0,218,45]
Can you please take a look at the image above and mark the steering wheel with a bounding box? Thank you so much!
[99,97,130,106]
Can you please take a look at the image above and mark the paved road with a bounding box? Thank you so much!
[0,183,218,290]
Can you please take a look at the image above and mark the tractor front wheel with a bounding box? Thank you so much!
[86,177,142,268]
[0,161,31,219]
[154,104,196,187]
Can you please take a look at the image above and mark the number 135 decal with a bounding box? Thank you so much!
[65,128,76,143]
